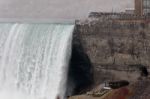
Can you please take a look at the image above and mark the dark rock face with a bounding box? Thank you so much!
[66,29,94,96]
[139,66,149,77]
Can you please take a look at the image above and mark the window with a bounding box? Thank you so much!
[143,0,150,14]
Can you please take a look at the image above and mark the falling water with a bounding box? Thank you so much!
[0,23,74,99]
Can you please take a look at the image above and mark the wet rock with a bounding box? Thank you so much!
[66,33,94,96]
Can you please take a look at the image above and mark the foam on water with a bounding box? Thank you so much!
[0,23,74,99]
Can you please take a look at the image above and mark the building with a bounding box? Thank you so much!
[143,0,150,15]
[135,0,143,15]
[135,0,150,15]
[125,8,135,14]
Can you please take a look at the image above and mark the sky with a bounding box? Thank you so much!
[0,0,134,20]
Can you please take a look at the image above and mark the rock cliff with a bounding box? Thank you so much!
[66,12,150,97]
[73,12,150,86]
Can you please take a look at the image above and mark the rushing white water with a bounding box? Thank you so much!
[0,23,74,99]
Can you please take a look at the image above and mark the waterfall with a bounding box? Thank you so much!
[0,23,74,99]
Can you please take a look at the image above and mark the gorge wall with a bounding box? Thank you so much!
[73,12,150,87]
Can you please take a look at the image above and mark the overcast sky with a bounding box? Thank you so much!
[0,0,134,20]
